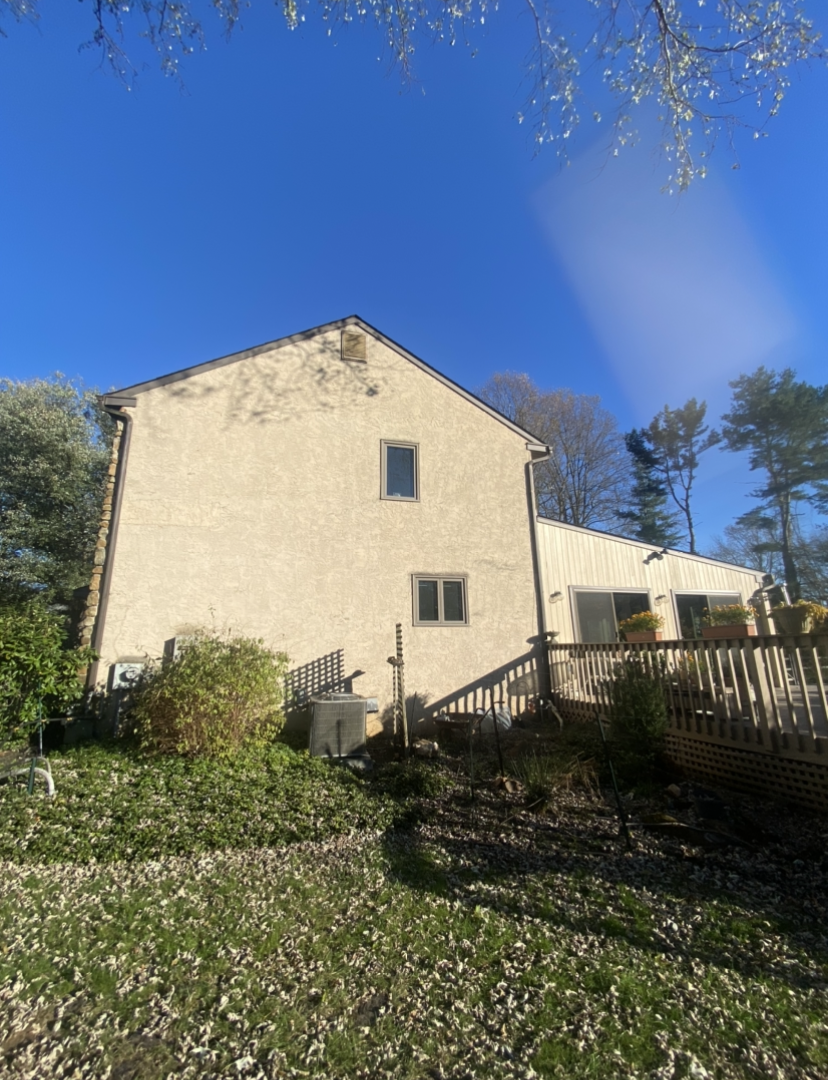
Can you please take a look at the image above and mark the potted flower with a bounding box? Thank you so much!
[675,652,707,684]
[701,603,757,639]
[618,610,664,643]
[772,600,826,635]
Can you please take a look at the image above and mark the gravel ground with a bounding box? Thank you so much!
[2,765,827,1079]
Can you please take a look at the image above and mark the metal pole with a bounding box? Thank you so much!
[396,623,409,756]
[596,711,633,851]
[37,692,43,759]
[28,692,43,796]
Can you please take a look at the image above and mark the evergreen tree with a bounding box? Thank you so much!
[645,399,720,555]
[619,429,683,548]
[721,367,828,602]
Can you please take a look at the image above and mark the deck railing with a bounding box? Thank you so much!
[548,635,828,762]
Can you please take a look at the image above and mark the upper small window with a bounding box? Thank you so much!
[381,441,419,501]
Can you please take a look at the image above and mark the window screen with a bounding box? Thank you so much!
[418,579,439,622]
[442,580,465,622]
[382,442,418,501]
[414,576,468,625]
[575,592,615,643]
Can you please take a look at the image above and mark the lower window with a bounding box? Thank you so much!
[413,576,468,625]
[573,589,650,642]
[675,592,741,638]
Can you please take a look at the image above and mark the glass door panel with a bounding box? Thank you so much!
[576,592,616,643]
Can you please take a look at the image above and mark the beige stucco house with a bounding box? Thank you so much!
[84,315,764,731]
[85,317,550,730]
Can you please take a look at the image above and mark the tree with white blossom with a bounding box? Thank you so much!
[1,0,822,188]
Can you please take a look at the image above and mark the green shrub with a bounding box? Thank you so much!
[606,656,668,778]
[0,603,94,745]
[125,631,289,758]
[510,749,597,803]
[374,760,448,800]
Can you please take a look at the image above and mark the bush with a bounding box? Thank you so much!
[510,749,597,803]
[606,656,667,777]
[0,603,94,746]
[125,631,289,758]
[374,760,448,800]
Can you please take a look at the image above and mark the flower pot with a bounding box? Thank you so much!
[772,609,813,635]
[702,624,757,640]
[625,630,663,642]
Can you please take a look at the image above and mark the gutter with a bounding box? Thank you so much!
[525,444,555,690]
[85,398,136,691]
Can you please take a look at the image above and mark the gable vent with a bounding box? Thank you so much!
[341,330,367,362]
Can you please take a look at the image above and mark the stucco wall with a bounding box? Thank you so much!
[537,518,762,641]
[98,327,542,731]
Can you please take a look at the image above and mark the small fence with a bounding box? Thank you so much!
[426,649,546,723]
[549,634,828,809]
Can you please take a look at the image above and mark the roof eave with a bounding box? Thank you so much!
[107,315,541,444]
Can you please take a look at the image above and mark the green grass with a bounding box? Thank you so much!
[1,741,827,1078]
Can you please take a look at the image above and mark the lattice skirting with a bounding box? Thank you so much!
[664,733,828,814]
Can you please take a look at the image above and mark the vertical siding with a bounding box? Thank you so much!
[537,519,762,641]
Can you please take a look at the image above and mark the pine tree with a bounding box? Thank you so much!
[619,430,683,548]
[721,367,828,602]
[645,399,720,555]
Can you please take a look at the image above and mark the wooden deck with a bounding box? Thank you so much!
[549,634,828,759]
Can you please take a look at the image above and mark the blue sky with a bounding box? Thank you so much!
[2,3,826,550]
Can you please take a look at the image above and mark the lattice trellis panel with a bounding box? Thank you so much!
[664,733,828,813]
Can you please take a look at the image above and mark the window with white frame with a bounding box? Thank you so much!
[413,576,468,625]
[572,588,651,643]
[381,441,419,501]
[674,592,741,638]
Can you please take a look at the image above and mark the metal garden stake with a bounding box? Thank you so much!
[596,710,633,851]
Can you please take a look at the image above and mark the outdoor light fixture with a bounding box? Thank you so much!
[644,547,669,564]
[654,594,668,605]
[548,591,563,603]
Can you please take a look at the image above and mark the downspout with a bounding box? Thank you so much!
[525,444,554,695]
[83,401,135,691]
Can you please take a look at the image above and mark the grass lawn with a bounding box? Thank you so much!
[1,736,827,1079]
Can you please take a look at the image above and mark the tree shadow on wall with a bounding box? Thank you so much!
[163,324,382,427]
